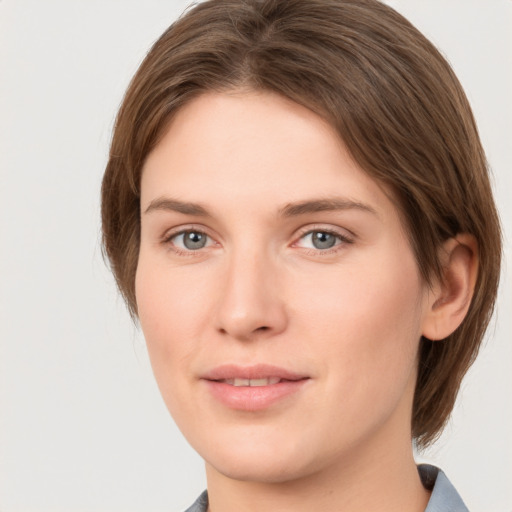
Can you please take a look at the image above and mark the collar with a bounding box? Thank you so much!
[419,464,469,512]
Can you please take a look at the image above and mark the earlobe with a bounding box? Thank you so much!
[422,234,479,341]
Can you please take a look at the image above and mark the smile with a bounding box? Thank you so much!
[202,365,310,411]
[220,377,281,386]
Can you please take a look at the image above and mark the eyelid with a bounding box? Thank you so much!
[294,224,355,241]
[161,222,214,238]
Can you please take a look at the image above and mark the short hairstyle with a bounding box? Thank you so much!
[101,0,501,447]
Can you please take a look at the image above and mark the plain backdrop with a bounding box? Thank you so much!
[1,1,510,511]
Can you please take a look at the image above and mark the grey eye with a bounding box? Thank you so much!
[182,231,208,250]
[311,231,337,249]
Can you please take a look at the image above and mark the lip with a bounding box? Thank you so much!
[201,364,310,411]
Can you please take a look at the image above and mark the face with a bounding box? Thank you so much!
[136,91,432,484]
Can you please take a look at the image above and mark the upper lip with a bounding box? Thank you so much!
[201,364,309,382]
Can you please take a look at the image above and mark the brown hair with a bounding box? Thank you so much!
[101,0,501,447]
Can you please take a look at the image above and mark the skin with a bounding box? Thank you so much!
[136,90,472,512]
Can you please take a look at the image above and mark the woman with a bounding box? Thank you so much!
[101,1,502,510]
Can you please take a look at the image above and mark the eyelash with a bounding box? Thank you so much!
[161,226,216,257]
[161,225,354,257]
[293,226,354,255]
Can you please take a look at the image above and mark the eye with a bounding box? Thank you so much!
[296,229,352,251]
[167,230,213,251]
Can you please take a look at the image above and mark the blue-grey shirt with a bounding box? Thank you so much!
[183,465,469,512]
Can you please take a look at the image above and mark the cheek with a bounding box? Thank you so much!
[135,258,215,434]
[297,250,423,338]
[136,252,211,337]
[286,255,425,453]
[135,256,207,388]
[293,250,425,399]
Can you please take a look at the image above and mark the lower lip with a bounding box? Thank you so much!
[203,379,309,411]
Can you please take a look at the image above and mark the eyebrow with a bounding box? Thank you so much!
[143,196,378,218]
[144,197,211,217]
[279,198,378,217]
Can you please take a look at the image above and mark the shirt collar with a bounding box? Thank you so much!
[419,464,469,512]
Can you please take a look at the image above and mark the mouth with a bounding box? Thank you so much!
[201,365,310,411]
[218,377,282,387]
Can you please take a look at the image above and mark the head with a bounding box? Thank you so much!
[102,0,501,454]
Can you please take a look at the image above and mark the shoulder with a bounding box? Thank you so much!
[419,464,469,512]
[181,490,208,512]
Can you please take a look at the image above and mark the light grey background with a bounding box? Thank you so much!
[0,1,510,511]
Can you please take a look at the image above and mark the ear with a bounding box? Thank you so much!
[421,234,479,341]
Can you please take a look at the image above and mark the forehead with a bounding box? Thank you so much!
[141,90,400,224]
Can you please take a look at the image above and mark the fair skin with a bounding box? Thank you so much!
[136,91,476,512]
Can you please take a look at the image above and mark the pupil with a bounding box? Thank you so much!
[184,231,206,250]
[313,231,336,249]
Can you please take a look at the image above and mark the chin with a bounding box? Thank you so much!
[207,453,312,484]
[200,430,326,484]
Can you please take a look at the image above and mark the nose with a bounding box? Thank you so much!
[214,248,288,341]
